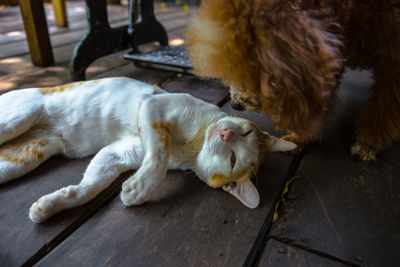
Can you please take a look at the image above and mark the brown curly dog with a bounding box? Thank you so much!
[186,0,400,160]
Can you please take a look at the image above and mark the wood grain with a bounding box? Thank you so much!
[269,69,400,266]
[0,4,195,92]
[259,239,346,267]
[34,88,294,266]
[0,70,173,266]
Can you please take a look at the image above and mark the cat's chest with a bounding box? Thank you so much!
[167,125,207,170]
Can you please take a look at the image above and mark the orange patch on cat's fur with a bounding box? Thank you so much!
[0,150,44,164]
[151,121,172,151]
[0,137,49,164]
[209,163,258,188]
[40,81,84,95]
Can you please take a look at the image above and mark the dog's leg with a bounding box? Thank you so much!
[351,4,400,161]
[280,111,326,153]
[352,76,400,160]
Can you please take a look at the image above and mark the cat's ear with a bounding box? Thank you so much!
[262,132,297,152]
[223,179,260,209]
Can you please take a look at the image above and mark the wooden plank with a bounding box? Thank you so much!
[0,56,175,93]
[0,66,72,93]
[0,13,192,91]
[51,0,68,27]
[90,62,175,82]
[259,239,346,267]
[0,29,187,80]
[269,69,400,266]
[35,86,294,266]
[0,19,125,60]
[18,0,54,66]
[0,2,123,35]
[160,75,230,105]
[0,25,190,92]
[0,7,194,84]
[0,3,195,58]
[0,2,110,43]
[0,70,173,266]
[0,156,91,266]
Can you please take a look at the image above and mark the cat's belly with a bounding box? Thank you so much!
[54,120,137,157]
[41,79,148,157]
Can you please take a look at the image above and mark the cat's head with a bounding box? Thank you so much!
[195,116,296,208]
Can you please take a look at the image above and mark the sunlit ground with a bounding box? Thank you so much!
[169,38,185,46]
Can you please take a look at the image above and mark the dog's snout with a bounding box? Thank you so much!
[231,102,245,111]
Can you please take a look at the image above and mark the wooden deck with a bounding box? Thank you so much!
[0,1,399,266]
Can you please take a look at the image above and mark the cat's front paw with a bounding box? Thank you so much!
[29,197,53,223]
[120,179,149,206]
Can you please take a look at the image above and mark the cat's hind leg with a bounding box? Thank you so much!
[0,129,62,184]
[0,89,44,145]
[29,136,143,223]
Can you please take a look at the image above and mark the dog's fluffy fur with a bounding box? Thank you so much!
[187,0,400,160]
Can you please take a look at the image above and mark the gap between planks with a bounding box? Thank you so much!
[20,73,230,267]
[268,236,362,267]
[245,144,362,267]
[0,4,196,58]
[20,72,184,267]
[0,24,192,92]
[243,147,308,267]
[0,2,193,44]
[0,25,189,88]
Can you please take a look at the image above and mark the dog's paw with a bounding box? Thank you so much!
[350,142,377,161]
[120,179,149,206]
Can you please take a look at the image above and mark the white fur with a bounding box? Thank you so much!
[0,77,294,223]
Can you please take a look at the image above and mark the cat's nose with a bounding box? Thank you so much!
[220,129,233,142]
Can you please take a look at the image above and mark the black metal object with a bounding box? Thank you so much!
[123,45,193,74]
[127,0,168,53]
[70,0,168,81]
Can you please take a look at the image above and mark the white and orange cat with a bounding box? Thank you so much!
[0,77,296,223]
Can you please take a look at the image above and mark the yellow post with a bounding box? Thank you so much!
[19,0,54,66]
[51,0,68,27]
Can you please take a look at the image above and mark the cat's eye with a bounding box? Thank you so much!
[230,151,236,169]
[241,128,253,137]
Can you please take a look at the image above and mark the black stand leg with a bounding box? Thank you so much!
[70,0,128,81]
[128,0,168,52]
[70,0,168,81]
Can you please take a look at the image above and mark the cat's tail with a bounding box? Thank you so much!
[0,89,45,145]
